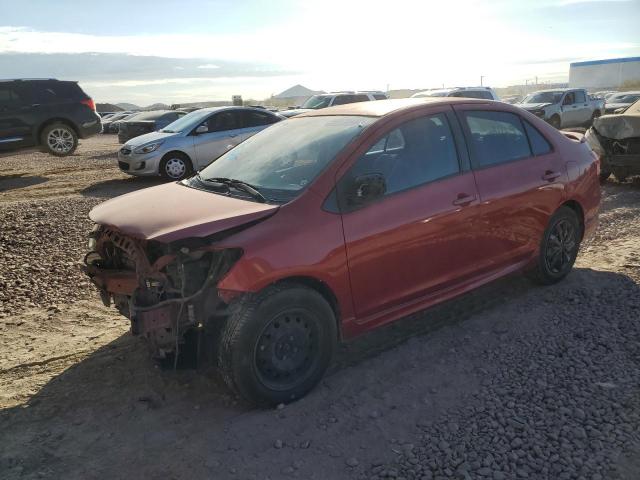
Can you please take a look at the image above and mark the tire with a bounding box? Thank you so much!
[159,152,193,180]
[548,115,561,129]
[41,123,78,156]
[218,283,337,406]
[527,206,581,285]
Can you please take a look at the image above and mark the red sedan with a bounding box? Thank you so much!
[84,98,600,405]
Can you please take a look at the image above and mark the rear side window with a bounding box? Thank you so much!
[332,95,356,106]
[523,120,552,156]
[33,81,82,103]
[353,94,369,103]
[373,94,387,100]
[345,113,460,199]
[243,110,280,127]
[0,86,25,109]
[462,111,532,167]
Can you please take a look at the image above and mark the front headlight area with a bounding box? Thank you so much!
[134,141,163,154]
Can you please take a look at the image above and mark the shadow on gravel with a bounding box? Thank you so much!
[1,268,638,479]
[80,176,165,198]
[0,175,48,192]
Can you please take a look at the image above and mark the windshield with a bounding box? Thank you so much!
[301,95,333,109]
[194,115,375,202]
[522,92,563,104]
[161,109,213,133]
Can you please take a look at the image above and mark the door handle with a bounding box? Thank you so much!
[452,193,476,206]
[542,170,561,182]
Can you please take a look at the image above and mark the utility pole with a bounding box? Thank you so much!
[480,75,485,86]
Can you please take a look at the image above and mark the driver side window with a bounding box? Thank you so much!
[340,113,460,210]
[563,92,575,105]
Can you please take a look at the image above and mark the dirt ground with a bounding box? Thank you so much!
[1,136,639,480]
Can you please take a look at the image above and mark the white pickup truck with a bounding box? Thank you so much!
[516,88,604,129]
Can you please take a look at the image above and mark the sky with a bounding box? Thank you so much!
[1,0,639,105]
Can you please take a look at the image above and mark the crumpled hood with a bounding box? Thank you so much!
[593,111,640,140]
[89,182,279,242]
[517,102,552,110]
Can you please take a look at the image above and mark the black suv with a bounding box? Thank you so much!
[0,79,101,156]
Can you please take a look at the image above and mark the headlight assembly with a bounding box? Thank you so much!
[134,142,163,154]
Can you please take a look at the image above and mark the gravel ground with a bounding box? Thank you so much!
[1,136,639,479]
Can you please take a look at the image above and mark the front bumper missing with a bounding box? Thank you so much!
[82,228,241,360]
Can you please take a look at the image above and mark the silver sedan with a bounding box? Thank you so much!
[117,106,284,180]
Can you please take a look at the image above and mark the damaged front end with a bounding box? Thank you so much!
[587,105,640,181]
[82,226,241,362]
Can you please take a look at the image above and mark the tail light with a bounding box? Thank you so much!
[82,98,96,112]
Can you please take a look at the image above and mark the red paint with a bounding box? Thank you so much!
[91,98,601,340]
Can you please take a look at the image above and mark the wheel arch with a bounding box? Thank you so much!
[560,199,585,239]
[37,118,79,143]
[270,276,343,340]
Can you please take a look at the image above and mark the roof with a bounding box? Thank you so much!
[571,56,640,67]
[296,97,491,118]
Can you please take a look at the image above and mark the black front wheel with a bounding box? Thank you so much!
[218,284,337,406]
[527,206,581,285]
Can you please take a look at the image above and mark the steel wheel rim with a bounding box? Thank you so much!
[47,128,74,153]
[254,309,321,391]
[545,219,576,275]
[165,158,186,179]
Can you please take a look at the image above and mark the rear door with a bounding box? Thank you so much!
[0,83,34,149]
[560,91,581,127]
[338,108,482,320]
[192,110,244,168]
[454,106,566,270]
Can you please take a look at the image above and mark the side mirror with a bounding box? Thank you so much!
[195,124,208,134]
[347,173,386,206]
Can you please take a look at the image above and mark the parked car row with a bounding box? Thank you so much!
[84,96,601,406]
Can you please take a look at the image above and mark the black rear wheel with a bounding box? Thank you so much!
[527,206,581,285]
[218,284,337,406]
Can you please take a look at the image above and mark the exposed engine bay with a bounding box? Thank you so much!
[82,226,241,364]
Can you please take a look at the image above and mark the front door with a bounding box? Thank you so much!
[0,83,33,150]
[192,110,245,168]
[338,109,482,320]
